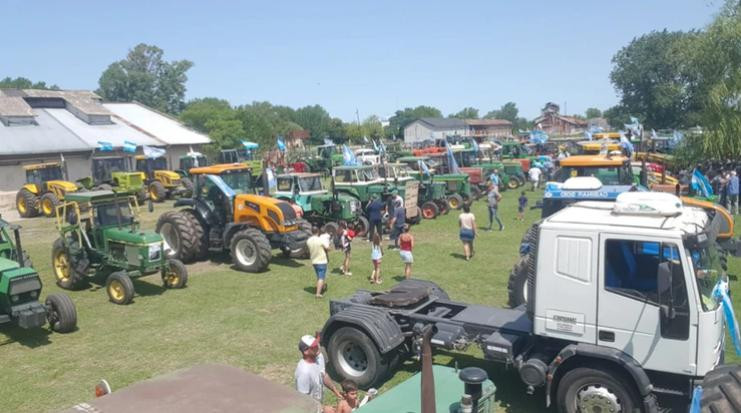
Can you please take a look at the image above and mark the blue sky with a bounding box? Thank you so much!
[1,0,722,121]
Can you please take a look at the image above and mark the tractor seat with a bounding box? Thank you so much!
[370,285,429,308]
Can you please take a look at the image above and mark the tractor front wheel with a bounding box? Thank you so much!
[16,188,38,218]
[230,228,272,272]
[507,177,520,190]
[149,181,167,203]
[40,192,60,217]
[322,222,340,244]
[45,293,77,333]
[447,194,464,210]
[51,238,87,290]
[163,259,188,289]
[435,199,450,215]
[106,272,135,305]
[421,201,439,219]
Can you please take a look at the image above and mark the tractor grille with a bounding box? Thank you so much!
[129,174,143,187]
[276,201,298,225]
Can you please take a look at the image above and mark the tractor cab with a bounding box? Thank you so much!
[135,156,168,173]
[24,162,66,188]
[552,155,634,186]
[92,156,130,183]
[134,155,183,202]
[218,149,263,179]
[376,163,414,183]
[179,153,208,174]
[80,156,145,201]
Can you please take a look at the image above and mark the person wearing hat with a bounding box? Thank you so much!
[295,333,341,411]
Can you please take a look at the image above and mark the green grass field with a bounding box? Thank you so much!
[1,189,739,412]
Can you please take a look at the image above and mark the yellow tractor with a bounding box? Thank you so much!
[16,162,79,218]
[134,155,185,203]
[156,163,310,272]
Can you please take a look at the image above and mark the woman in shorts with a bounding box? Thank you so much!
[458,203,477,261]
[370,233,383,284]
[398,225,414,279]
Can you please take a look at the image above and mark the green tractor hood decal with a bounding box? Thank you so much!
[103,227,162,245]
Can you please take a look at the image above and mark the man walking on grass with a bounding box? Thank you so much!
[487,184,503,231]
[307,226,330,298]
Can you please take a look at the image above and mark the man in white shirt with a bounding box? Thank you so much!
[528,166,542,191]
[307,226,331,298]
[295,334,341,412]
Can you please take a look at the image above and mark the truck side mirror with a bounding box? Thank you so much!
[658,262,676,320]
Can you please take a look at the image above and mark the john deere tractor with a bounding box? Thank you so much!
[219,149,264,180]
[134,155,186,203]
[377,163,449,219]
[77,156,147,203]
[16,162,80,218]
[0,216,77,333]
[397,156,473,209]
[51,191,188,305]
[156,163,309,273]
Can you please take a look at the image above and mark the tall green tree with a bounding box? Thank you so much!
[585,107,602,118]
[97,44,193,114]
[485,102,529,132]
[603,105,631,129]
[386,105,443,139]
[0,77,60,90]
[609,30,699,129]
[180,98,245,150]
[449,107,479,119]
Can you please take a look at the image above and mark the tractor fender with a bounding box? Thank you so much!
[22,183,39,195]
[173,198,195,208]
[546,343,654,409]
[321,305,404,355]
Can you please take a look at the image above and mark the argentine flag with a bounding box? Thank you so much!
[122,140,137,153]
[97,141,113,151]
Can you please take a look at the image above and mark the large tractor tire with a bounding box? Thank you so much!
[282,219,311,259]
[106,271,135,305]
[229,228,272,272]
[435,199,450,215]
[181,177,194,198]
[16,189,38,218]
[421,201,439,219]
[507,177,520,190]
[322,222,340,245]
[149,181,167,203]
[447,194,464,210]
[162,259,188,289]
[40,192,60,217]
[353,216,370,238]
[700,364,741,412]
[507,256,529,308]
[45,293,77,333]
[51,238,88,290]
[556,366,641,413]
[408,207,422,225]
[181,209,208,260]
[326,326,393,389]
[156,211,198,263]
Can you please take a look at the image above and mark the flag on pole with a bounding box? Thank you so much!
[529,130,548,145]
[670,130,684,148]
[619,132,634,157]
[471,138,480,154]
[323,138,334,146]
[363,136,369,144]
[584,130,593,141]
[691,169,713,198]
[122,140,137,153]
[241,140,259,150]
[276,136,286,152]
[445,142,460,174]
[372,139,379,152]
[342,144,358,166]
[418,160,431,176]
[97,141,113,151]
[143,145,166,159]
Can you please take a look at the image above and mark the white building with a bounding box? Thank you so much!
[403,118,468,144]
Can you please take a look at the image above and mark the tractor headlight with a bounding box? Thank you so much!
[350,200,359,213]
[148,243,162,260]
[283,218,296,226]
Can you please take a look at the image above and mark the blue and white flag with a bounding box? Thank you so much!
[629,116,639,125]
[445,142,461,174]
[691,169,714,198]
[123,140,137,153]
[342,144,358,166]
[372,139,380,153]
[143,145,166,159]
[97,141,113,151]
[689,386,703,413]
[619,132,634,157]
[671,130,684,148]
[379,140,387,156]
[714,281,741,355]
[529,130,549,145]
[363,136,369,144]
[266,167,277,191]
[471,138,480,154]
[651,129,658,139]
[241,140,259,150]
[276,136,286,152]
[584,130,593,141]
[418,160,431,176]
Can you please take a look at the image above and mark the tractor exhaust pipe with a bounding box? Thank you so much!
[13,226,24,267]
[418,324,436,413]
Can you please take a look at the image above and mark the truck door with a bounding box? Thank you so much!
[597,235,697,375]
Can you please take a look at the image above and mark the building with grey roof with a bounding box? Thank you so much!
[0,89,210,191]
[403,117,512,144]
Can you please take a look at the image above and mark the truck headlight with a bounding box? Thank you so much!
[148,243,162,260]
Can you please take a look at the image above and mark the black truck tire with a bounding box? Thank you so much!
[421,201,439,219]
[17,188,38,218]
[327,326,390,389]
[163,259,188,289]
[156,211,198,263]
[40,192,60,217]
[700,364,741,412]
[229,228,272,272]
[181,176,194,197]
[507,256,529,308]
[106,271,135,305]
[556,366,640,413]
[51,238,88,290]
[447,194,464,210]
[149,181,167,203]
[45,293,77,333]
[181,209,208,260]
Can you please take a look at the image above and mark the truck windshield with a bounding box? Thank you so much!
[219,171,253,194]
[299,176,323,191]
[688,242,723,311]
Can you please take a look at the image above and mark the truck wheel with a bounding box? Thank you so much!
[16,189,38,218]
[156,211,198,263]
[149,181,167,203]
[45,293,77,333]
[507,256,529,308]
[163,259,188,288]
[327,327,389,389]
[51,238,87,290]
[180,177,194,197]
[106,271,135,305]
[421,201,439,219]
[447,194,464,210]
[181,209,208,260]
[700,364,741,411]
[40,192,60,217]
[353,216,369,238]
[230,228,272,272]
[556,367,640,413]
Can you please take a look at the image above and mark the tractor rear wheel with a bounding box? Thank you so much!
[322,222,340,244]
[507,177,520,190]
[149,181,167,203]
[700,364,741,411]
[51,238,87,290]
[162,259,188,289]
[421,201,439,219]
[156,211,198,263]
[447,194,464,210]
[353,216,369,238]
[435,199,450,215]
[45,293,77,333]
[40,192,60,217]
[408,207,422,225]
[181,209,208,260]
[230,228,272,272]
[16,188,38,218]
[106,271,135,305]
[180,177,194,197]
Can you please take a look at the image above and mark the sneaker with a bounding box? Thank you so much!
[344,272,353,276]
[500,225,505,231]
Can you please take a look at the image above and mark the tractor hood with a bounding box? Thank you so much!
[47,180,78,192]
[234,194,299,228]
[156,170,181,180]
[103,227,162,245]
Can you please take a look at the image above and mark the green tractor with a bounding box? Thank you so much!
[396,156,473,210]
[219,149,264,178]
[377,163,450,219]
[174,152,209,197]
[0,216,77,334]
[51,191,188,305]
[77,156,147,203]
[273,172,369,238]
[293,145,343,174]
